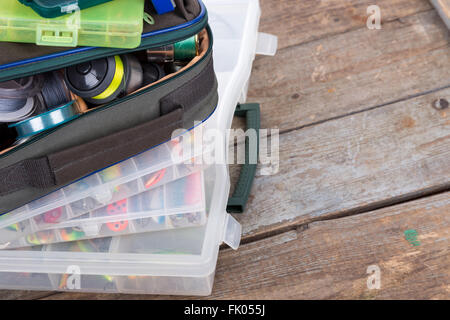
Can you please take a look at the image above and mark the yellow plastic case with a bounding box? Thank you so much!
[0,0,145,49]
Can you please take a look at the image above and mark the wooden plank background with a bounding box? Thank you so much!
[0,0,449,299]
[41,192,450,300]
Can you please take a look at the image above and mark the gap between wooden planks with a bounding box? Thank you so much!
[259,0,432,51]
[35,77,450,301]
[1,0,449,300]
[249,9,450,132]
[234,86,450,240]
[39,192,449,300]
[204,192,450,300]
[0,290,55,300]
[38,0,450,300]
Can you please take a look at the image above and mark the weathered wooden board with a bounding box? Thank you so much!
[209,193,450,299]
[0,291,54,300]
[34,88,450,300]
[1,0,449,300]
[236,87,450,238]
[259,0,432,50]
[249,9,450,132]
[40,192,450,300]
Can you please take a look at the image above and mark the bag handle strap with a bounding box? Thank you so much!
[0,108,183,196]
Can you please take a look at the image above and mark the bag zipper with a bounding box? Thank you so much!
[0,0,208,82]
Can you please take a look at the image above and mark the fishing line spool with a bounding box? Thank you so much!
[39,71,72,111]
[146,35,199,63]
[0,75,44,123]
[8,101,80,139]
[64,54,144,105]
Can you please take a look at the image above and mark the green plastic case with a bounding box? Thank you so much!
[17,0,113,18]
[0,0,145,49]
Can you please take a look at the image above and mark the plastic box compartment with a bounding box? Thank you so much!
[0,133,210,248]
[0,164,241,295]
[0,0,276,295]
[7,171,207,248]
[0,0,144,48]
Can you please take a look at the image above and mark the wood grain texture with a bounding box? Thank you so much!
[237,87,450,238]
[248,9,450,132]
[40,192,450,300]
[1,0,449,300]
[259,0,432,50]
[35,88,450,300]
[0,291,53,300]
[211,193,450,299]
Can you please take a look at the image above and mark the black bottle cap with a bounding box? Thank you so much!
[65,56,115,97]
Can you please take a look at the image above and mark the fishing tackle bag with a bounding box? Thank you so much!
[0,0,217,215]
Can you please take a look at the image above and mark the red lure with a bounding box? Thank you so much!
[106,199,129,232]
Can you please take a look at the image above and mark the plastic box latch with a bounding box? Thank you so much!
[255,32,278,56]
[222,214,242,250]
[36,10,80,47]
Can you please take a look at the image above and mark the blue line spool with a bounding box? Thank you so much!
[8,101,79,139]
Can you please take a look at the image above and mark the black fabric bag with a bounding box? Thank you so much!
[0,0,218,215]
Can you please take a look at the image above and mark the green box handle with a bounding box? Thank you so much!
[227,103,261,214]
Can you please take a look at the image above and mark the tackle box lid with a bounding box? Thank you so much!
[0,0,144,49]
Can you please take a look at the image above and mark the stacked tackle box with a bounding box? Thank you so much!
[0,0,277,295]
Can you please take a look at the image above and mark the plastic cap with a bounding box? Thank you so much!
[66,58,110,92]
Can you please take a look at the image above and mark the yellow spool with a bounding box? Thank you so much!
[92,56,124,101]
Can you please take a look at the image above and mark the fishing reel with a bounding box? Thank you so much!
[64,54,166,105]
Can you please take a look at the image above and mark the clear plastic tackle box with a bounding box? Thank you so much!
[0,0,277,295]
[0,136,211,248]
